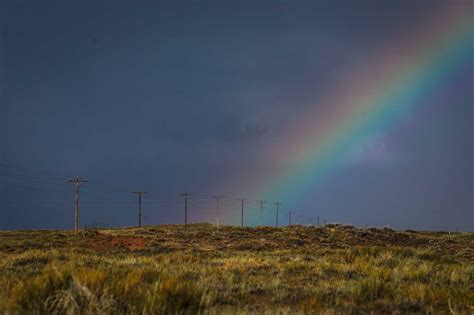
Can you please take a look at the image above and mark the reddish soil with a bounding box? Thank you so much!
[85,234,148,251]
[72,224,472,260]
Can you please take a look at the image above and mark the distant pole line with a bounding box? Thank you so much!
[179,192,192,229]
[9,163,471,232]
[257,200,266,227]
[212,195,224,228]
[66,177,88,234]
[132,191,148,228]
[238,198,247,227]
[274,202,281,227]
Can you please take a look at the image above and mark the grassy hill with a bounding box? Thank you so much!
[0,224,472,314]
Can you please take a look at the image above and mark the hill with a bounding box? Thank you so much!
[0,224,472,314]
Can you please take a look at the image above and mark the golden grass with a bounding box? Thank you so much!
[0,224,472,314]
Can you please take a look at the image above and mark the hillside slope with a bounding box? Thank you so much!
[0,224,472,314]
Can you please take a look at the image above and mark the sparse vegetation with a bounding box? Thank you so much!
[0,224,472,314]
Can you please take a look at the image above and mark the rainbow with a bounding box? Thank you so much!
[228,4,473,222]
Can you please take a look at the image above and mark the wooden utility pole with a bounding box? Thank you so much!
[274,202,281,227]
[238,198,247,227]
[179,192,192,229]
[132,191,148,228]
[297,214,304,225]
[317,216,320,226]
[288,210,292,226]
[257,200,266,227]
[67,177,88,234]
[212,195,224,228]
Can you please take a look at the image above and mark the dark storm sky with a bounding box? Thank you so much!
[0,1,472,230]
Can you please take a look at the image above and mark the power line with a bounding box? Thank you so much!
[0,162,65,181]
[212,195,224,228]
[257,200,267,227]
[274,202,282,227]
[132,191,148,228]
[0,164,314,230]
[238,197,247,227]
[66,177,88,234]
[288,210,293,226]
[179,192,192,229]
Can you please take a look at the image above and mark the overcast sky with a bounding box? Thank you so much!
[1,1,472,230]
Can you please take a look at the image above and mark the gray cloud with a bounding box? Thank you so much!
[214,115,270,143]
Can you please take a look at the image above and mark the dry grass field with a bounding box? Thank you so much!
[0,224,473,314]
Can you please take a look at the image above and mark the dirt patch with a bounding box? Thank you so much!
[80,225,472,260]
[111,236,148,250]
[85,234,148,251]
